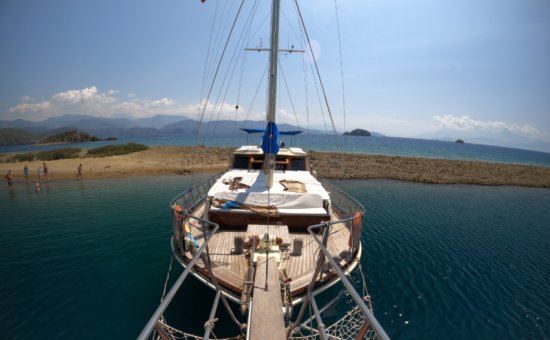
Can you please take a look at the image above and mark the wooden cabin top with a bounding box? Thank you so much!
[233,145,307,156]
[231,146,309,171]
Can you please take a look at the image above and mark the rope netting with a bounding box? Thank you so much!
[155,305,378,340]
[289,302,379,340]
[153,301,378,339]
[153,317,244,340]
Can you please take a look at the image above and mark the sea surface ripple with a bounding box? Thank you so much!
[0,176,549,339]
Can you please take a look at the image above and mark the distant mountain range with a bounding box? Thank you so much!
[414,128,550,154]
[3,114,547,153]
[0,114,321,146]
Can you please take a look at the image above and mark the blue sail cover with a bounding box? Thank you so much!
[261,122,279,155]
[240,128,303,136]
[280,130,302,136]
[240,128,265,134]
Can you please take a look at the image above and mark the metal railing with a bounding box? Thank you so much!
[142,174,387,339]
[137,217,220,340]
[139,173,246,340]
[171,173,221,210]
[319,178,365,217]
[170,173,222,252]
[287,220,390,340]
[320,178,366,255]
[140,211,246,340]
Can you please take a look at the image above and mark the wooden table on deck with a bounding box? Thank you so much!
[247,224,290,264]
[246,224,289,242]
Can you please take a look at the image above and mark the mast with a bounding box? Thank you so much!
[261,0,281,189]
[267,0,281,124]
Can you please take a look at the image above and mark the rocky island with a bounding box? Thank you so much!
[42,130,117,144]
[343,128,371,137]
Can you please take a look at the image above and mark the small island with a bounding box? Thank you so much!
[42,130,117,144]
[455,139,465,144]
[343,128,371,137]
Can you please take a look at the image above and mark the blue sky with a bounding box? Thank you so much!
[1,0,549,149]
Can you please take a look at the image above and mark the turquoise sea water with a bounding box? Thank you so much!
[2,134,550,167]
[1,175,549,339]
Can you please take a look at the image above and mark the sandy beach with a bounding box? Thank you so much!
[1,146,549,187]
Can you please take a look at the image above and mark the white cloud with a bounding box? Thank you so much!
[5,86,330,128]
[433,114,548,140]
[52,86,110,103]
[5,86,186,121]
[184,101,262,121]
[8,101,51,114]
[150,98,175,107]
[341,113,432,136]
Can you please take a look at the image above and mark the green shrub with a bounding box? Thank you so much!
[87,143,148,157]
[9,152,37,162]
[36,148,81,160]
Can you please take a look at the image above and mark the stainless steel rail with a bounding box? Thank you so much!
[137,222,220,340]
[306,221,390,340]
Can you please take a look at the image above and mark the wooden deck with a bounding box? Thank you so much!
[249,256,286,339]
[183,211,354,300]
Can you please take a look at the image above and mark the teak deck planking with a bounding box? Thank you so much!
[184,215,352,299]
[249,256,286,339]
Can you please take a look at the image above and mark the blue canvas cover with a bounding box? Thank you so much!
[261,122,279,155]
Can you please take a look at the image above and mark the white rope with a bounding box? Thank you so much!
[204,317,219,339]
[160,255,175,304]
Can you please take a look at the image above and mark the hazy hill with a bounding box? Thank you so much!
[0,114,314,145]
[0,128,39,146]
[415,128,550,153]
[41,114,134,129]
[133,115,189,129]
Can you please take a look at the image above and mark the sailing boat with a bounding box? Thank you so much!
[140,1,388,339]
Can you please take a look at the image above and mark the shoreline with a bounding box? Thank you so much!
[1,146,549,187]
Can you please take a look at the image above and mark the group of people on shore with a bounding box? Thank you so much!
[4,162,84,190]
[21,162,49,181]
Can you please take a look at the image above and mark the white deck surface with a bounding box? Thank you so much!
[208,169,330,211]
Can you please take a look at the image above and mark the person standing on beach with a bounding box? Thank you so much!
[77,163,83,180]
[5,170,14,186]
[37,167,42,180]
[43,162,49,179]
[23,164,29,181]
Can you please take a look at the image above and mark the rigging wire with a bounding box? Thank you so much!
[292,0,327,138]
[308,57,329,136]
[195,0,246,144]
[202,0,261,144]
[244,61,270,124]
[202,0,247,141]
[197,0,220,122]
[203,1,264,144]
[301,44,310,135]
[334,0,347,146]
[281,5,303,50]
[278,60,301,128]
[232,51,247,146]
[200,0,227,112]
[293,0,340,148]
[232,0,262,145]
[201,0,235,110]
